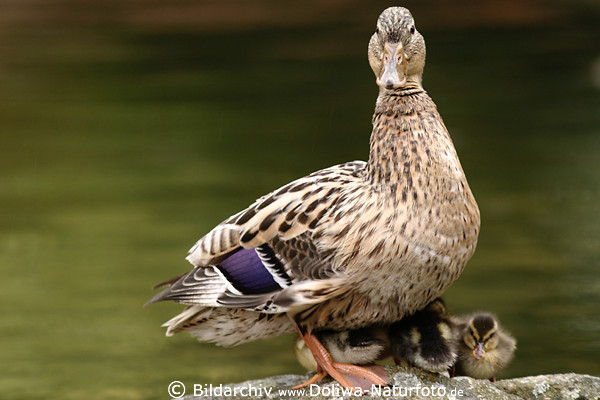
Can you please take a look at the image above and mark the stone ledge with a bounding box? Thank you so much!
[182,366,600,400]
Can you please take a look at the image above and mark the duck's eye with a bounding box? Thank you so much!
[410,26,415,35]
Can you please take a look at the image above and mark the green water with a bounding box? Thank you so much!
[1,2,599,399]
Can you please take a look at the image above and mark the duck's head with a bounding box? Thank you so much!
[368,7,426,91]
[462,314,499,360]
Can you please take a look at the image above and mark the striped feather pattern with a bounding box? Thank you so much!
[186,162,363,266]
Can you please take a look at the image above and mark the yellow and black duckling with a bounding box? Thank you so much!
[294,327,390,372]
[148,6,479,391]
[453,313,516,382]
[389,298,458,373]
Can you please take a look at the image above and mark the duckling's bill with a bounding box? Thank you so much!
[376,42,407,89]
[473,342,486,359]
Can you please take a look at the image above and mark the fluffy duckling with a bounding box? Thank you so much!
[453,313,516,382]
[294,327,389,371]
[389,298,458,372]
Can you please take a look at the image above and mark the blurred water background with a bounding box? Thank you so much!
[1,1,599,399]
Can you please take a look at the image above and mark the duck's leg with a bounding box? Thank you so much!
[292,329,355,390]
[292,327,389,391]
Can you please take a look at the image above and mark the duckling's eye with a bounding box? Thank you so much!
[488,332,495,339]
[410,25,415,35]
[375,27,379,34]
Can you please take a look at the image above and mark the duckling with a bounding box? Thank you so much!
[294,327,389,371]
[148,6,480,392]
[453,313,516,382]
[389,298,458,373]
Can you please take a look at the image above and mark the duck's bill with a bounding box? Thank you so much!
[473,342,486,359]
[376,42,407,89]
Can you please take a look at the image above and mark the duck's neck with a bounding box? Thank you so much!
[376,80,424,103]
[366,88,449,191]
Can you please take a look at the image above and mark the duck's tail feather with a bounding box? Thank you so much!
[163,305,295,346]
[145,266,226,307]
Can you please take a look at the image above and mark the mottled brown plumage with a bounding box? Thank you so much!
[148,6,480,390]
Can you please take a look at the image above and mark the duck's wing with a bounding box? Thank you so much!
[147,161,365,312]
[186,161,365,266]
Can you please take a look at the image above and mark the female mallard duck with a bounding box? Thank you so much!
[389,298,458,372]
[147,6,480,390]
[453,313,516,382]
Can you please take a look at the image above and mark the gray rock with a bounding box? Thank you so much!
[496,373,600,400]
[179,366,600,400]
